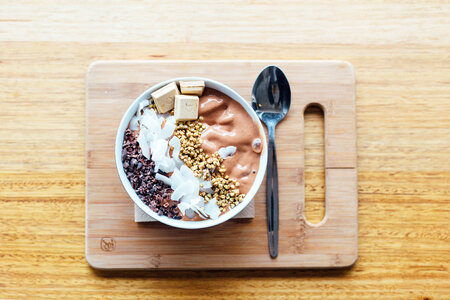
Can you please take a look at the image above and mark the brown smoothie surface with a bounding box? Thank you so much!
[199,88,262,195]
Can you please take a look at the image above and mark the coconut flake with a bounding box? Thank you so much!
[169,136,183,167]
[202,188,215,194]
[190,198,208,219]
[165,115,176,125]
[171,181,195,201]
[160,122,176,140]
[200,180,212,189]
[170,168,183,190]
[151,139,168,161]
[204,197,221,220]
[177,202,190,215]
[180,165,196,181]
[141,109,161,134]
[136,99,150,116]
[155,173,171,186]
[192,196,204,208]
[158,157,176,173]
[181,192,199,204]
[218,146,237,159]
[137,128,150,159]
[157,114,166,125]
[177,201,207,219]
[146,132,158,149]
[169,136,180,153]
[192,179,200,197]
[200,179,213,194]
[129,116,139,130]
[185,208,196,219]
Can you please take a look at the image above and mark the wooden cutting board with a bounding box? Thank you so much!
[86,60,357,269]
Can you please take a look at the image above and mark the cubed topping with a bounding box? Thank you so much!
[179,80,205,96]
[174,95,199,121]
[151,82,180,113]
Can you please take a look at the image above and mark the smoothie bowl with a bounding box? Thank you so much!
[115,78,267,229]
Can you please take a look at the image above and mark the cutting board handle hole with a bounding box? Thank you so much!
[303,104,326,225]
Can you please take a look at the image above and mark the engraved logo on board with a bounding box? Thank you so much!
[100,237,116,252]
[150,254,161,268]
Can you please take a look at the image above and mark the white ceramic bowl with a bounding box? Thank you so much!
[115,77,267,229]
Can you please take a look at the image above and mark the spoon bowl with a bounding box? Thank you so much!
[252,66,291,125]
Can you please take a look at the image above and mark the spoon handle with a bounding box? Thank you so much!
[266,124,279,258]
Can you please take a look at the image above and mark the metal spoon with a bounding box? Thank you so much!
[252,66,291,258]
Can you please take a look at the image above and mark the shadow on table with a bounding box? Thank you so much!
[90,266,354,279]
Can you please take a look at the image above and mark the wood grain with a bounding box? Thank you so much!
[0,0,449,298]
[86,60,357,269]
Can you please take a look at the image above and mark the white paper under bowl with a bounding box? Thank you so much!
[115,77,267,229]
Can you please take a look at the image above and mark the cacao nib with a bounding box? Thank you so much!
[121,128,180,219]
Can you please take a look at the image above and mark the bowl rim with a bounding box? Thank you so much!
[115,77,267,229]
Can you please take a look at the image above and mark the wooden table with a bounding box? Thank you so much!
[1,1,448,299]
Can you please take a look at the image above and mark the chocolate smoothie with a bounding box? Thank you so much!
[199,88,262,195]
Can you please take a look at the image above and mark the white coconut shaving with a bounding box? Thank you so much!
[204,197,221,220]
[155,173,171,186]
[199,179,212,192]
[157,157,176,173]
[180,164,195,179]
[151,139,167,161]
[141,109,161,132]
[169,167,183,190]
[218,146,237,159]
[177,197,207,219]
[137,128,150,159]
[189,196,208,219]
[171,181,195,201]
[160,116,176,140]
[136,99,150,116]
[165,115,176,125]
[168,164,216,219]
[129,116,139,130]
[185,208,196,219]
[177,202,190,216]
[169,136,183,167]
[132,99,222,220]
